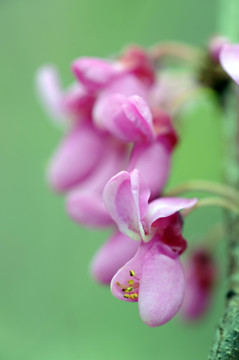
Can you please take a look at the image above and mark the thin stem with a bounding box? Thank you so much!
[149,42,203,63]
[182,197,239,217]
[165,180,239,206]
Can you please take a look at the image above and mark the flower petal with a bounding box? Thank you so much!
[72,57,121,92]
[220,44,239,85]
[66,141,126,226]
[145,197,197,232]
[128,138,171,199]
[139,242,185,327]
[103,170,150,240]
[111,242,146,301]
[47,122,106,192]
[94,94,154,143]
[66,190,113,227]
[36,66,65,125]
[91,231,139,285]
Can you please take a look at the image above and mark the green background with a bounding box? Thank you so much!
[0,0,226,359]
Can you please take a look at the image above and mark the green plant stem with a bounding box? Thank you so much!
[209,1,239,358]
[165,180,239,206]
[182,197,239,218]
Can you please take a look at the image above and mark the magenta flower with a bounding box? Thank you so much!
[36,48,177,228]
[219,43,239,85]
[103,169,197,326]
[181,247,218,320]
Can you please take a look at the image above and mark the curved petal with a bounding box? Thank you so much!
[66,141,127,226]
[94,94,154,143]
[72,57,121,92]
[219,44,239,85]
[145,197,197,232]
[100,74,148,99]
[128,138,171,199]
[63,83,95,118]
[47,122,106,192]
[91,231,139,285]
[111,241,146,301]
[181,247,217,320]
[36,65,65,125]
[139,243,185,327]
[103,170,150,240]
[66,190,113,227]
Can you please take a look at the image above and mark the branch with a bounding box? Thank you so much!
[208,92,239,359]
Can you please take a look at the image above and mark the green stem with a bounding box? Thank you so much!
[149,42,202,63]
[165,180,239,205]
[182,197,239,217]
[209,1,239,359]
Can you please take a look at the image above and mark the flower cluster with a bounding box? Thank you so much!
[36,39,237,327]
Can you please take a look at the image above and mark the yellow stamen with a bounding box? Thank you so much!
[124,294,130,299]
[130,270,135,277]
[128,280,134,285]
[129,293,138,299]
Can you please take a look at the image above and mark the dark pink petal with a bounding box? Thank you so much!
[47,122,106,192]
[62,83,95,118]
[220,44,239,85]
[128,138,171,199]
[139,242,185,327]
[145,197,197,232]
[72,57,121,92]
[119,46,155,86]
[103,170,150,240]
[181,248,218,320]
[94,94,154,143]
[91,231,139,285]
[36,66,65,125]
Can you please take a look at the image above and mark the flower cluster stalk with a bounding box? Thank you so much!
[209,0,239,358]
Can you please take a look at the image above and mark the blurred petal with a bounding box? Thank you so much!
[120,46,155,86]
[66,141,127,226]
[66,190,113,227]
[145,197,197,232]
[181,248,218,320]
[98,74,148,100]
[139,242,185,327]
[47,122,106,192]
[220,44,239,85]
[63,83,95,118]
[36,65,65,125]
[91,231,139,285]
[72,57,121,92]
[128,138,171,199]
[94,94,154,143]
[103,170,150,240]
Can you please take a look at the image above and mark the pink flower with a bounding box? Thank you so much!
[181,247,218,320]
[219,43,239,85]
[103,169,197,326]
[37,49,177,228]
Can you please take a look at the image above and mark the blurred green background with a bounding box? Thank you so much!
[0,0,226,359]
